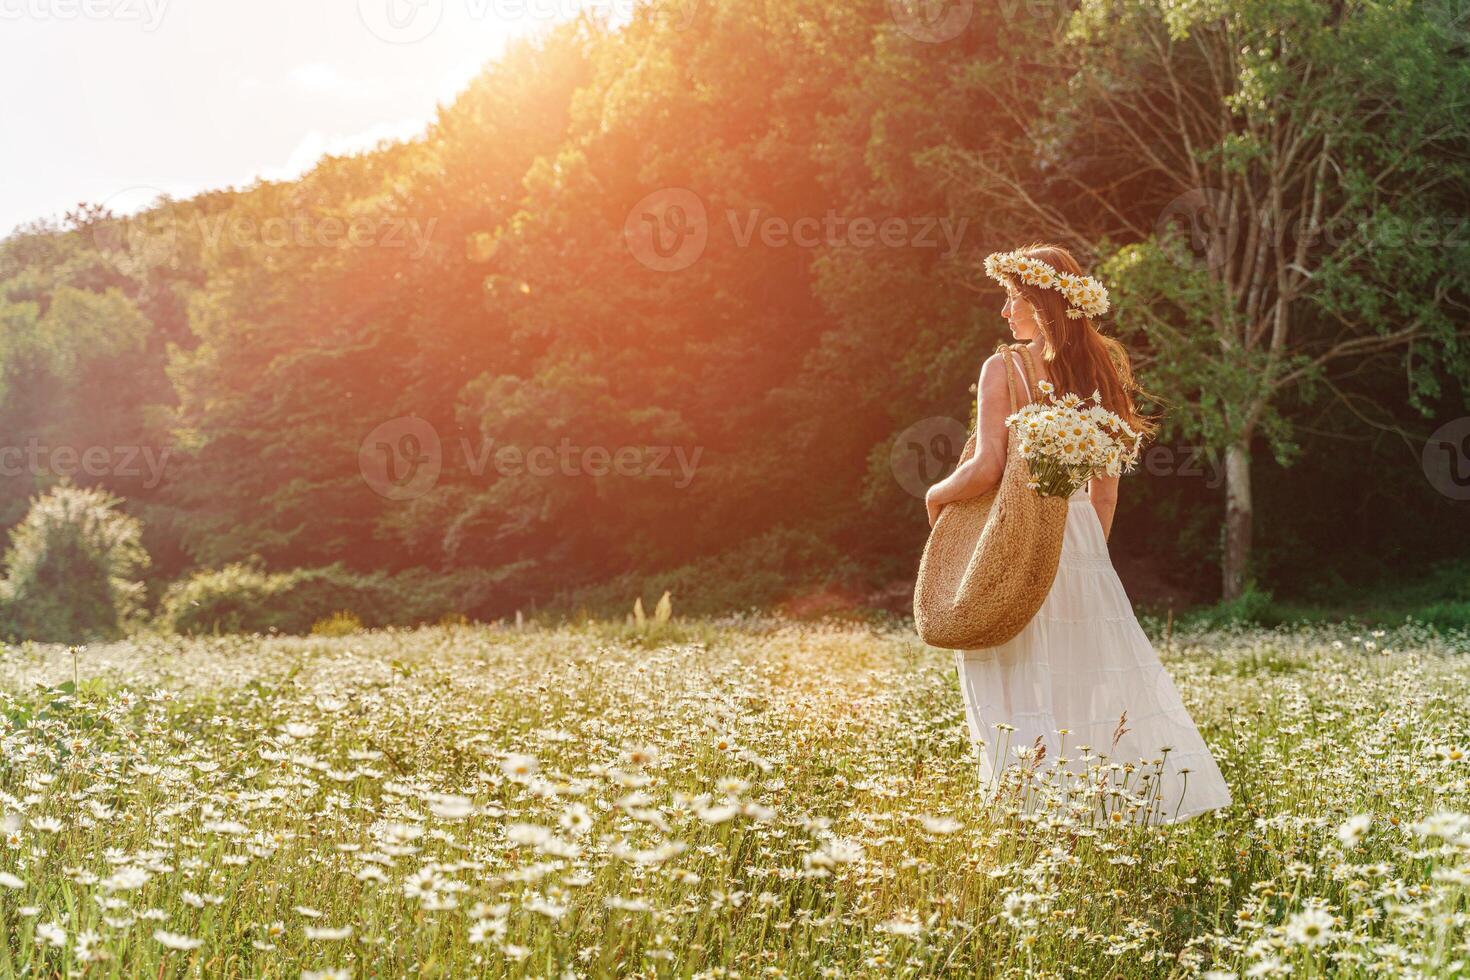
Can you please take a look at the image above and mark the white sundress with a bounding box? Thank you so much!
[953,351,1233,826]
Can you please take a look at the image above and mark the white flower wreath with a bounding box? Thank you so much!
[983,249,1111,320]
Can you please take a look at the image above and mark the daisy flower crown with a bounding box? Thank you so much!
[983,249,1111,320]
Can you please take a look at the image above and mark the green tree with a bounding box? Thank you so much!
[942,0,1470,598]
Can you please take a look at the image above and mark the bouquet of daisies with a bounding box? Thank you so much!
[1005,380,1144,498]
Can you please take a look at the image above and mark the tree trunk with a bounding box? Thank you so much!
[1222,440,1253,601]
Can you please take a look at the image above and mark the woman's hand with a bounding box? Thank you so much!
[925,486,947,528]
[1089,473,1119,542]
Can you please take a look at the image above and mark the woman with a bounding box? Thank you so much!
[924,242,1232,826]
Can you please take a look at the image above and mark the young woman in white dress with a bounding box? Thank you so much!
[924,243,1233,826]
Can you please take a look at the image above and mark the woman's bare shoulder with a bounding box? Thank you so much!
[977,349,1017,409]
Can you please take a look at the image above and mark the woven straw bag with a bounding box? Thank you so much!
[912,343,1070,650]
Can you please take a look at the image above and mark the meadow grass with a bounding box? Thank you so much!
[1,616,1468,977]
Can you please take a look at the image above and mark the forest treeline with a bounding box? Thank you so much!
[1,0,1468,626]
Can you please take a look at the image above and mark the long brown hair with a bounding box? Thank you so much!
[993,241,1160,446]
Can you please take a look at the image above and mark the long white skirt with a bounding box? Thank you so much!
[954,484,1233,826]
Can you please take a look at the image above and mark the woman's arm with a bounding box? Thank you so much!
[1089,472,1119,541]
[925,352,1013,526]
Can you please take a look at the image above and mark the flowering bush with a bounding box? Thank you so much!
[0,482,149,643]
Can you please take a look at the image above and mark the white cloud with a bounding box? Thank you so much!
[285,63,378,100]
[252,117,429,184]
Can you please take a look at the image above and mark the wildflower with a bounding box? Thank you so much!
[101,867,150,892]
[1337,814,1371,847]
[623,745,658,767]
[1284,906,1335,947]
[526,896,567,919]
[878,916,924,937]
[506,823,552,846]
[153,929,204,950]
[715,776,749,797]
[426,794,474,819]
[742,802,776,822]
[606,896,652,911]
[74,929,107,963]
[611,840,687,865]
[918,815,962,835]
[1409,811,1470,841]
[467,919,506,944]
[402,868,441,899]
[36,921,66,947]
[696,804,739,824]
[559,802,594,835]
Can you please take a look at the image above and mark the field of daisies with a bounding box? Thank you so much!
[1,615,1469,978]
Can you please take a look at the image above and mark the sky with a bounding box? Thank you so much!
[0,0,591,237]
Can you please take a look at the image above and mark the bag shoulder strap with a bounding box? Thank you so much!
[1001,347,1018,414]
[1001,344,1034,411]
[1014,345,1041,404]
